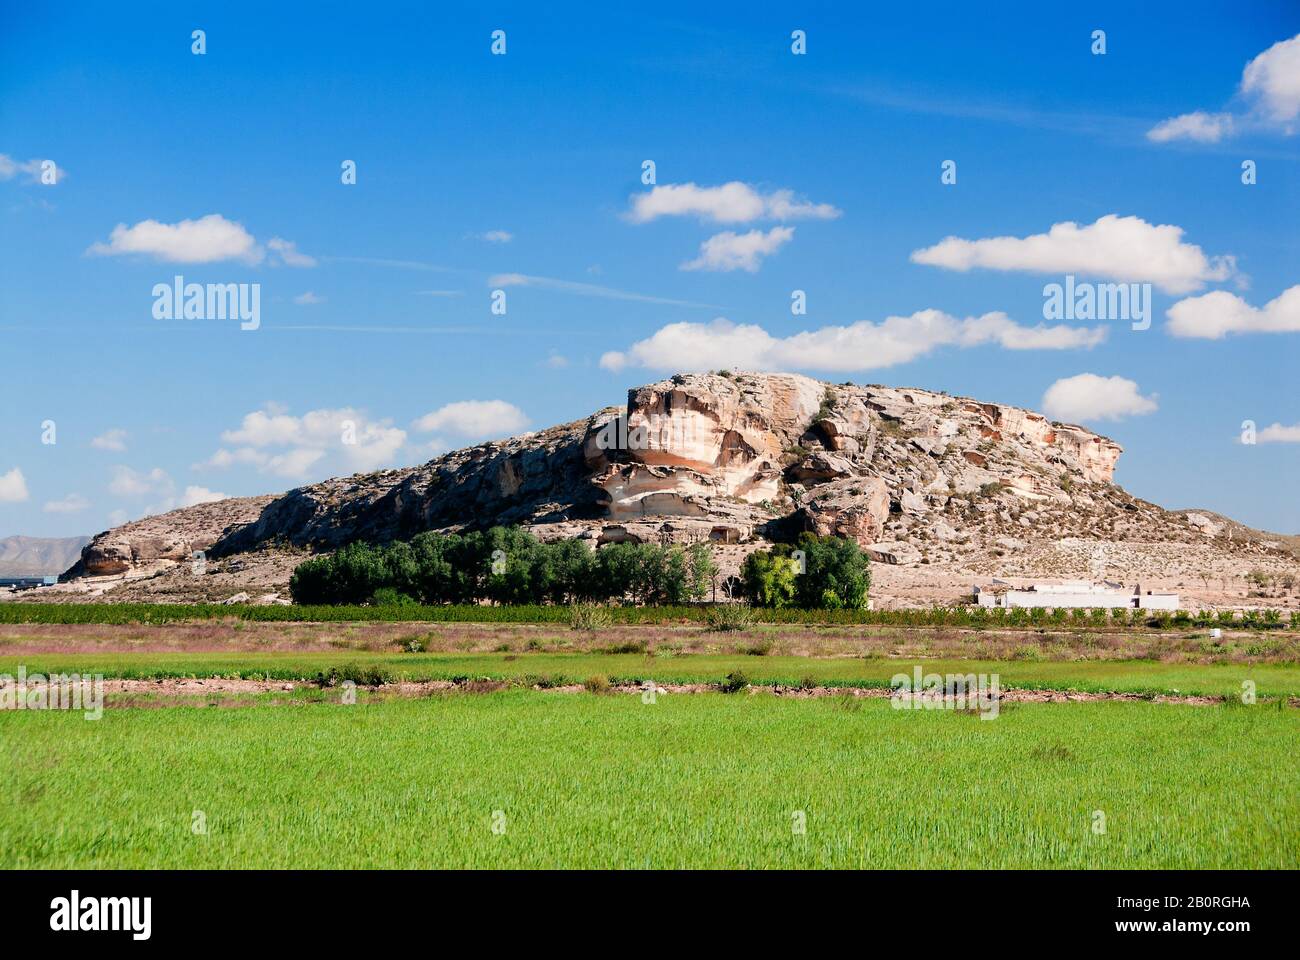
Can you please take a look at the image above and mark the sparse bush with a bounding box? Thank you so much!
[718,670,749,694]
[396,634,427,653]
[706,603,757,632]
[314,663,391,687]
[583,674,611,694]
[600,640,647,654]
[568,602,613,631]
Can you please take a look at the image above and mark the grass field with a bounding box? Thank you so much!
[4,649,1299,698]
[3,618,1297,869]
[3,691,1296,869]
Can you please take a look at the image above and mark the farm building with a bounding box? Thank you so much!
[974,581,1179,610]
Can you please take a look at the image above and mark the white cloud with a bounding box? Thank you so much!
[179,485,226,507]
[474,230,513,243]
[206,407,406,479]
[0,154,64,184]
[1257,423,1300,443]
[44,493,91,514]
[108,465,172,497]
[682,226,795,273]
[1166,285,1300,338]
[1041,374,1158,423]
[0,468,29,502]
[627,181,841,224]
[267,237,317,267]
[413,400,528,439]
[88,214,262,264]
[90,428,128,452]
[545,351,569,368]
[1146,111,1234,143]
[910,214,1236,295]
[293,291,326,305]
[1241,33,1300,127]
[599,311,1106,374]
[1148,33,1300,141]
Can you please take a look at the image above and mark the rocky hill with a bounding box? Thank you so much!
[37,372,1300,608]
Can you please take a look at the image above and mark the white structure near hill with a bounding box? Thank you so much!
[974,581,1179,610]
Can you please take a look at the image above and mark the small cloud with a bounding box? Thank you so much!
[268,237,317,268]
[1166,285,1300,339]
[413,400,528,440]
[910,214,1236,295]
[180,485,226,507]
[681,226,795,273]
[600,311,1105,374]
[0,467,29,503]
[108,465,172,497]
[88,214,262,264]
[1041,374,1158,423]
[44,493,91,514]
[293,291,326,305]
[545,350,569,369]
[0,154,65,184]
[471,230,513,243]
[201,407,406,479]
[90,428,128,452]
[627,182,841,224]
[1257,423,1300,443]
[1146,111,1234,143]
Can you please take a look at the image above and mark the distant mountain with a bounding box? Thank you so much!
[0,535,92,577]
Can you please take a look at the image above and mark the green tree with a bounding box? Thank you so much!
[741,548,798,608]
[794,533,870,609]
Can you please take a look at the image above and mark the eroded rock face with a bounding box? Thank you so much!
[591,374,823,518]
[799,478,891,544]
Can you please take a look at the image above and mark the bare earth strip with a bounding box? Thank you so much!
[87,676,1283,708]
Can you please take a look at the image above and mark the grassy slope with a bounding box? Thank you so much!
[4,650,1300,697]
[2,693,1295,869]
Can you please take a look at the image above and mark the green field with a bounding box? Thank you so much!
[2,691,1296,869]
[4,649,1299,698]
[4,626,1296,869]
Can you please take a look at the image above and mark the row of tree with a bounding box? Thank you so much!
[289,527,718,606]
[289,527,872,609]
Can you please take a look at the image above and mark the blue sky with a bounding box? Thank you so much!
[2,0,1298,539]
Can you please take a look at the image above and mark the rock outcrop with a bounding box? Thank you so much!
[61,496,275,579]
[53,372,1298,599]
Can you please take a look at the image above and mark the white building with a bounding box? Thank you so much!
[974,581,1179,610]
